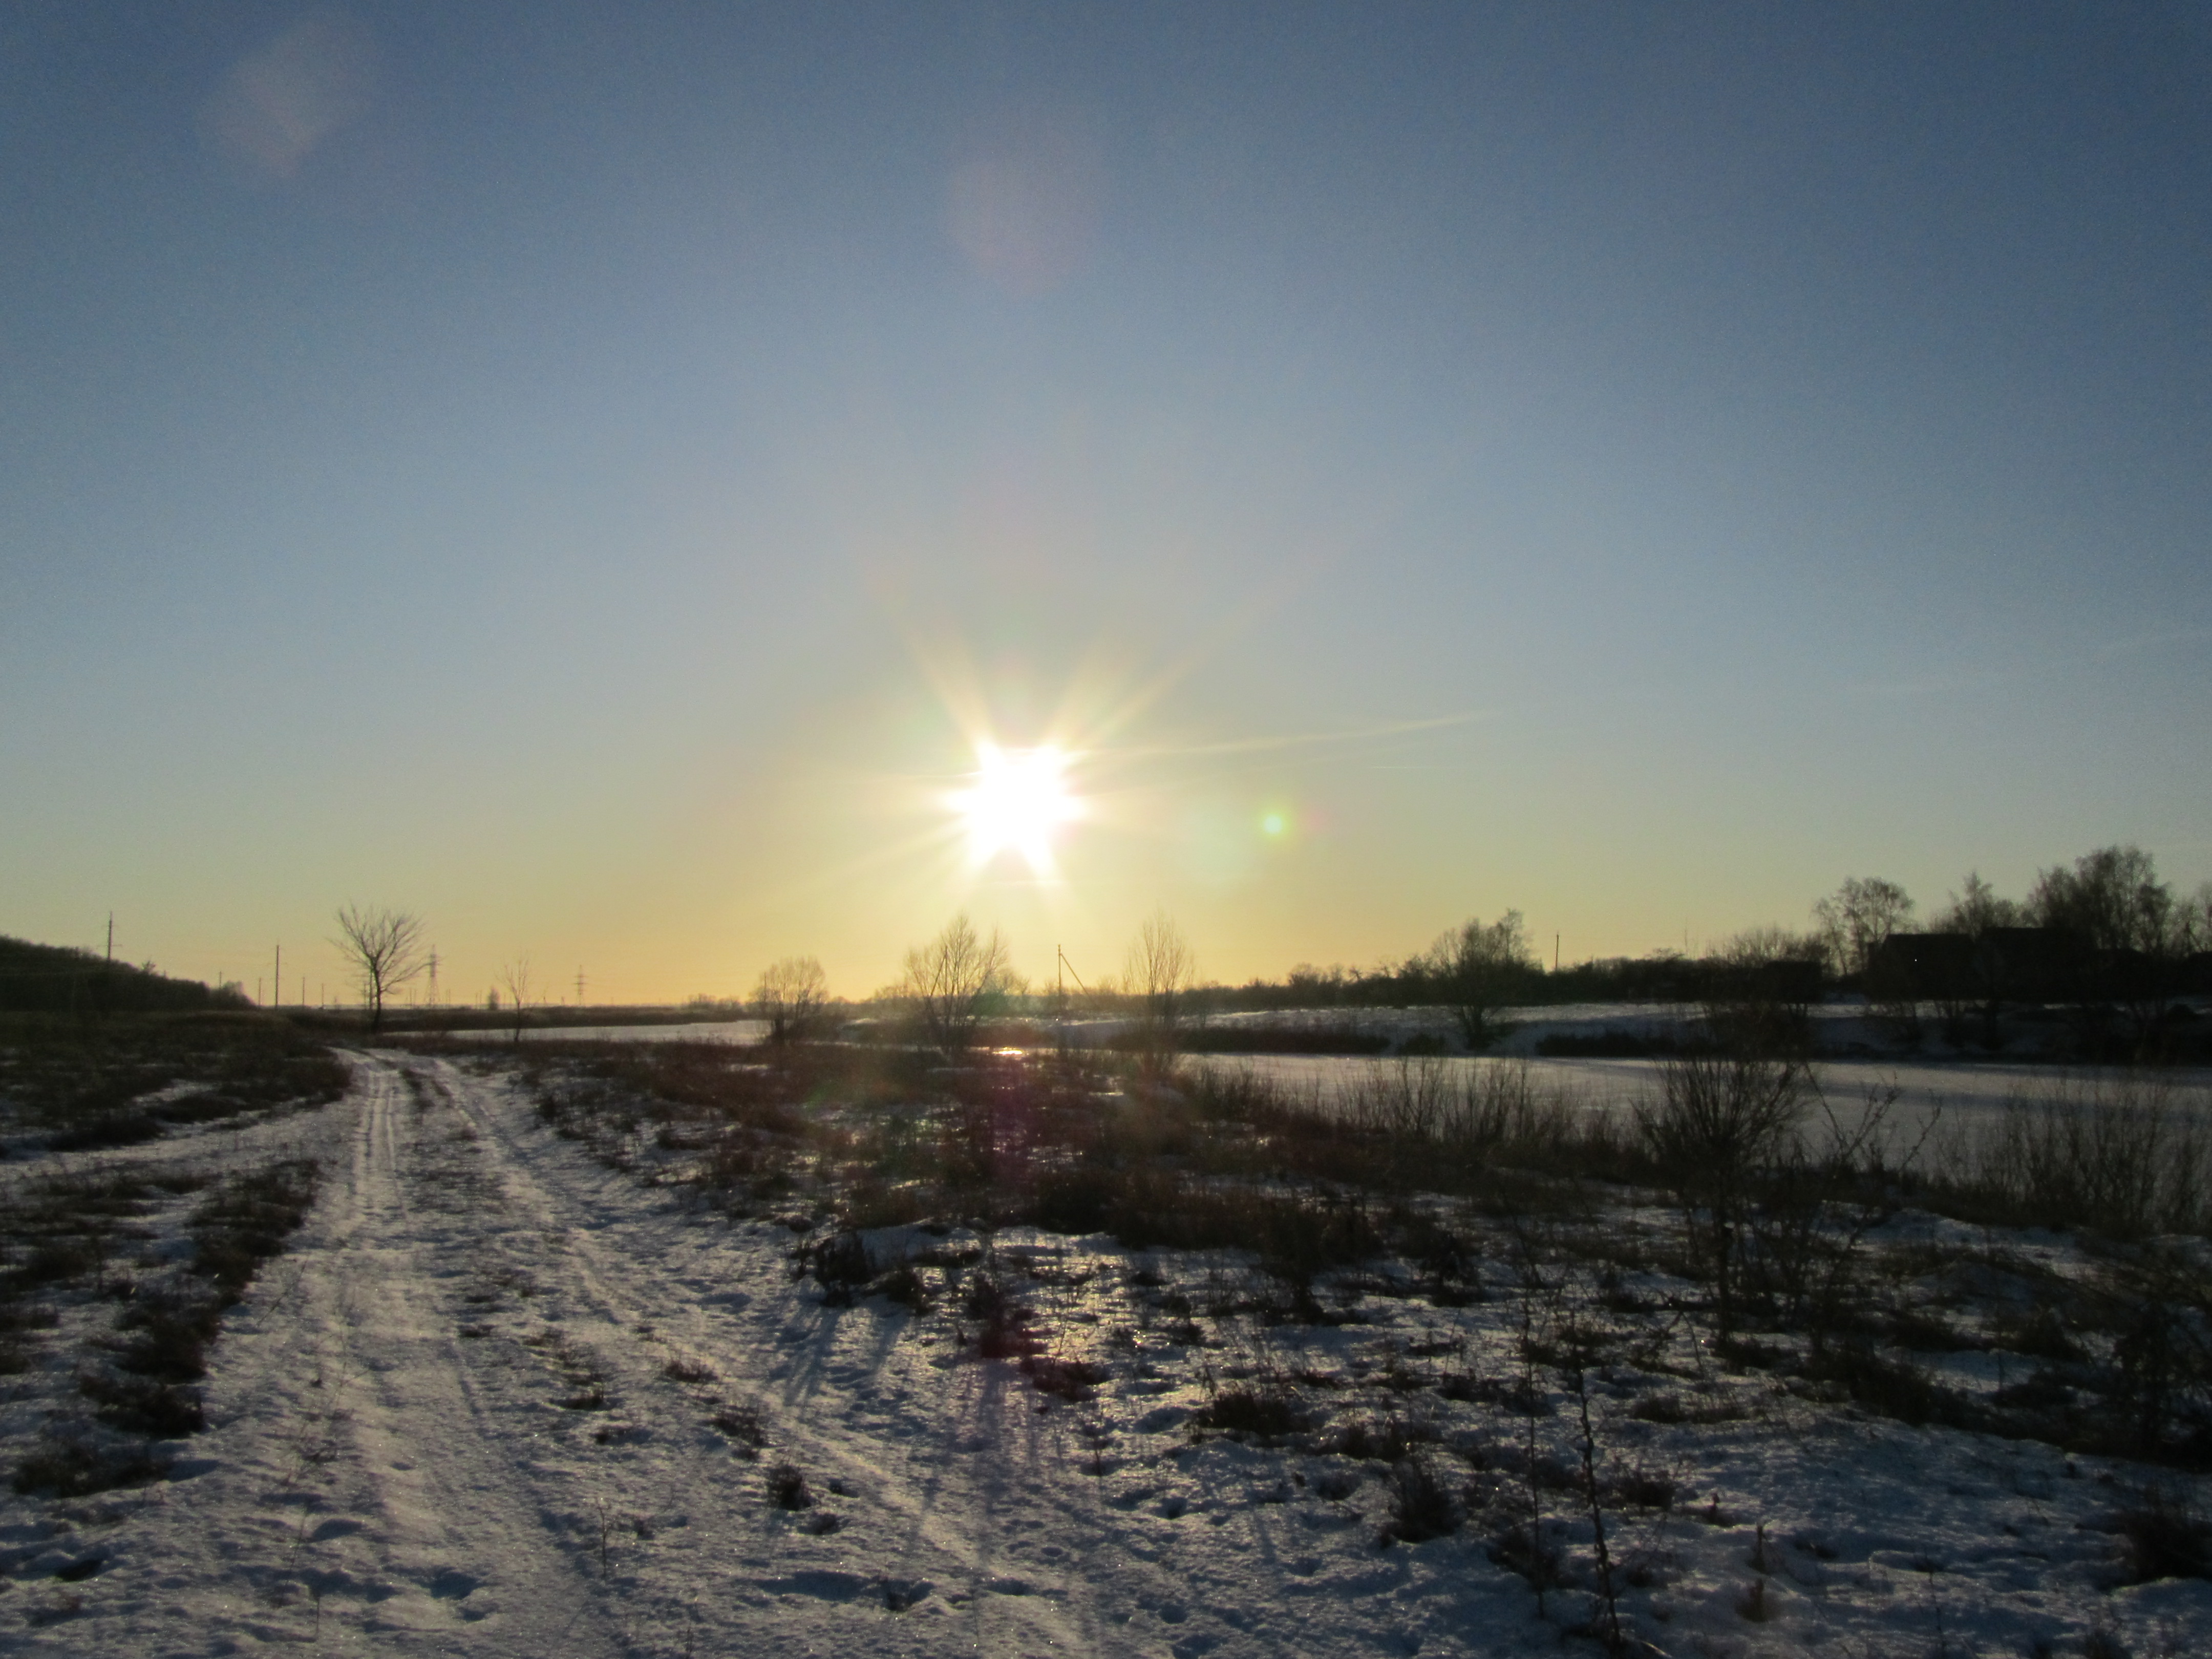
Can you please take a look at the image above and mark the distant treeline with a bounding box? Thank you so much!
[1197,952,1820,1015]
[0,935,247,1016]
[1196,846,2211,1008]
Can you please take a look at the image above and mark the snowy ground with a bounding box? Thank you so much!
[2,1049,2207,1655]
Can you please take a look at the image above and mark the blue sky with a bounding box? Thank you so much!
[4,2,2208,1001]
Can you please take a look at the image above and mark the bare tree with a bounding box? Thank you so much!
[1635,1053,1812,1333]
[499,958,535,1045]
[2029,845,2173,955]
[330,905,429,1034]
[754,955,829,1047]
[1930,870,2023,938]
[1123,910,1196,1073]
[2179,883,2212,958]
[1425,910,1536,1051]
[1812,877,1915,980]
[2031,845,2188,1052]
[901,913,1012,1056]
[1701,927,1824,1056]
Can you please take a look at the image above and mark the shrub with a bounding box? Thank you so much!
[963,1273,1037,1359]
[78,1369,205,1436]
[809,1230,873,1306]
[109,1288,223,1382]
[1193,1389,1302,1438]
[1635,1053,1811,1332]
[1380,1455,1459,1543]
[1022,1355,1108,1402]
[710,1404,765,1458]
[766,1462,812,1509]
[11,1241,102,1288]
[1608,1465,1677,1510]
[1803,1339,1946,1427]
[46,1112,165,1152]
[2115,1490,2212,1582]
[1329,1414,1434,1462]
[871,1263,934,1313]
[189,1161,320,1299]
[12,1434,169,1497]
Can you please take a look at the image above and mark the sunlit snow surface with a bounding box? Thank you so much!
[3,1049,2204,1655]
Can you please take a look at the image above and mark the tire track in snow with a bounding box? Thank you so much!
[24,1052,624,1655]
[285,1053,622,1654]
[405,1052,1167,1655]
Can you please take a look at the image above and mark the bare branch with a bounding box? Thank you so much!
[329,905,429,1035]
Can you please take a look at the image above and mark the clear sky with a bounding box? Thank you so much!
[4,3,2208,1004]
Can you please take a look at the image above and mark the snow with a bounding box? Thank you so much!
[3,1049,2206,1654]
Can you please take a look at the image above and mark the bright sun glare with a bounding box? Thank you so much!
[952,743,1082,873]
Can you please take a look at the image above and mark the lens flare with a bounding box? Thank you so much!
[949,743,1083,874]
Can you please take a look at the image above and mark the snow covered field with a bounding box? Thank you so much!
[2,1046,2207,1655]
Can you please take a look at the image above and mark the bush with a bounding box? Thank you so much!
[710,1404,765,1458]
[46,1112,164,1152]
[12,1434,169,1497]
[1193,1389,1302,1438]
[961,1272,1037,1358]
[2116,1491,2212,1582]
[78,1370,205,1436]
[109,1289,222,1382]
[1380,1455,1459,1543]
[1804,1339,1946,1427]
[871,1263,934,1312]
[765,1462,812,1509]
[190,1161,320,1299]
[1022,1355,1108,1401]
[809,1230,873,1305]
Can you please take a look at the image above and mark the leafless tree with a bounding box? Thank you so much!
[499,958,535,1045]
[901,913,1011,1056]
[2179,883,2212,957]
[1812,877,1915,980]
[1701,927,1824,1056]
[330,905,429,1034]
[1123,910,1196,1073]
[1916,872,2025,1043]
[2030,845,2173,955]
[2031,845,2192,1052]
[754,955,829,1047]
[1930,870,2023,938]
[1635,1052,1812,1332]
[1425,910,1536,1051]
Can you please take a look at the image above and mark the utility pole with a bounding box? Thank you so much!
[427,948,439,1008]
[575,966,586,1007]
[1054,946,1091,1013]
[274,944,281,1009]
[106,913,113,964]
[1554,933,1560,974]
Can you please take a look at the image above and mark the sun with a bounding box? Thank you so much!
[951,742,1082,873]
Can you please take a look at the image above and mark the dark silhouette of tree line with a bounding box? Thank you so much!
[0,935,249,1016]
